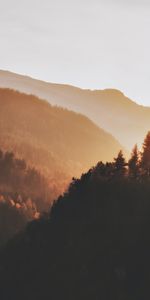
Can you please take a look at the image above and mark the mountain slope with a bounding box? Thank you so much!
[2,157,150,299]
[0,88,125,201]
[0,70,150,150]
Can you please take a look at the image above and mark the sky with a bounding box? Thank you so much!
[0,0,150,106]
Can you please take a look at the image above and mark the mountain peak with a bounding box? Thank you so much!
[93,88,125,97]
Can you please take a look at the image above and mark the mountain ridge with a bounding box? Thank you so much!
[0,70,147,108]
[1,70,150,150]
[0,88,126,204]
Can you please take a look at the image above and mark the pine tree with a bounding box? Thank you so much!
[128,144,139,178]
[141,131,150,176]
[114,150,126,176]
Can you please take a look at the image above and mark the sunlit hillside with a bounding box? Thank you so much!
[0,70,150,150]
[0,88,126,202]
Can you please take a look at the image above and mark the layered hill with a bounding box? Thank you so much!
[0,70,150,150]
[0,88,124,201]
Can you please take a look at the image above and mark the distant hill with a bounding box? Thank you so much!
[0,70,150,149]
[0,88,125,203]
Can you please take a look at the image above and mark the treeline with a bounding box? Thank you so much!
[1,132,150,299]
[85,131,150,181]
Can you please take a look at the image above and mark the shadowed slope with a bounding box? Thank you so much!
[2,150,150,300]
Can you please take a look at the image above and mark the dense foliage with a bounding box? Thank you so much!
[0,149,51,247]
[1,133,150,299]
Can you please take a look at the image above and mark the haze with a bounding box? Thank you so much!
[0,0,150,106]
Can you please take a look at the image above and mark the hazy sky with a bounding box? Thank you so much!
[0,0,150,106]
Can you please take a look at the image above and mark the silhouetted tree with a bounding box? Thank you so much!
[141,131,150,176]
[114,150,126,177]
[128,144,139,178]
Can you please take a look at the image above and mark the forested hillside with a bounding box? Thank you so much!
[1,133,150,299]
[0,88,126,203]
[0,149,49,247]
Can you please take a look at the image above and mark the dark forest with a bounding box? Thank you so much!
[1,133,150,299]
